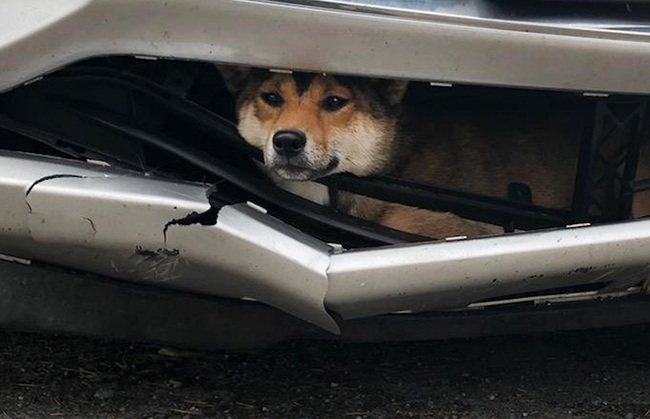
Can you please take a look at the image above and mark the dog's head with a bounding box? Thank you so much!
[219,66,408,181]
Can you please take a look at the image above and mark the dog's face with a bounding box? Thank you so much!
[219,67,408,181]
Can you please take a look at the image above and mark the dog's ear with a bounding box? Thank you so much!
[216,64,252,97]
[374,79,409,106]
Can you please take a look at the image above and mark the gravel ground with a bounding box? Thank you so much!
[0,325,649,419]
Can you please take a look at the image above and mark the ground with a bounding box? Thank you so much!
[0,325,649,419]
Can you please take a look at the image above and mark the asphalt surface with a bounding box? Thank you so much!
[0,325,649,419]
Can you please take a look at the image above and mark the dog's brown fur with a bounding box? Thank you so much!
[220,67,650,239]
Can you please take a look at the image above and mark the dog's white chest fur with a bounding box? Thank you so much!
[259,161,331,206]
[274,178,331,206]
[256,162,330,205]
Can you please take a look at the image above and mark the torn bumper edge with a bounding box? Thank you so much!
[2,152,650,334]
[0,152,337,333]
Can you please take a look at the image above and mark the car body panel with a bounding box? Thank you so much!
[3,0,650,94]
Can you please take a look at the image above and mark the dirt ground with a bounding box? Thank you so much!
[0,325,649,419]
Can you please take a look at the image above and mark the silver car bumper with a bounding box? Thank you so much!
[2,152,648,333]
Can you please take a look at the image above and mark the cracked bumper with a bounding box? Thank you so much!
[0,151,337,332]
[2,151,650,338]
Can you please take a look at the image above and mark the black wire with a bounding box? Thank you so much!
[317,174,571,230]
[50,68,262,160]
[0,113,137,168]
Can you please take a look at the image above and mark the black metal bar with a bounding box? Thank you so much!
[0,113,125,165]
[49,68,263,160]
[571,99,649,223]
[319,175,571,230]
[571,100,601,222]
[618,102,648,219]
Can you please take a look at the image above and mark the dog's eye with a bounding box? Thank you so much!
[321,96,349,112]
[261,92,284,107]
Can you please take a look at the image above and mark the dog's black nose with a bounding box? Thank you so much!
[272,130,306,158]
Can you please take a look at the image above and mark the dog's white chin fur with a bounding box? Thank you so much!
[270,165,328,181]
[273,176,331,206]
[265,166,331,206]
[272,168,316,181]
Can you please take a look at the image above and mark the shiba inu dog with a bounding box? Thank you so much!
[219,66,650,239]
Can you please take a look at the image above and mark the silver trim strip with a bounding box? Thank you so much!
[275,0,650,35]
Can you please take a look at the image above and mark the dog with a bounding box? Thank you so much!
[218,66,650,239]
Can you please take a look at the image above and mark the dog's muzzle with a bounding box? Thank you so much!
[267,130,339,180]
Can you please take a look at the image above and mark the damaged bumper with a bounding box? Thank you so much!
[2,152,650,346]
[0,152,336,332]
